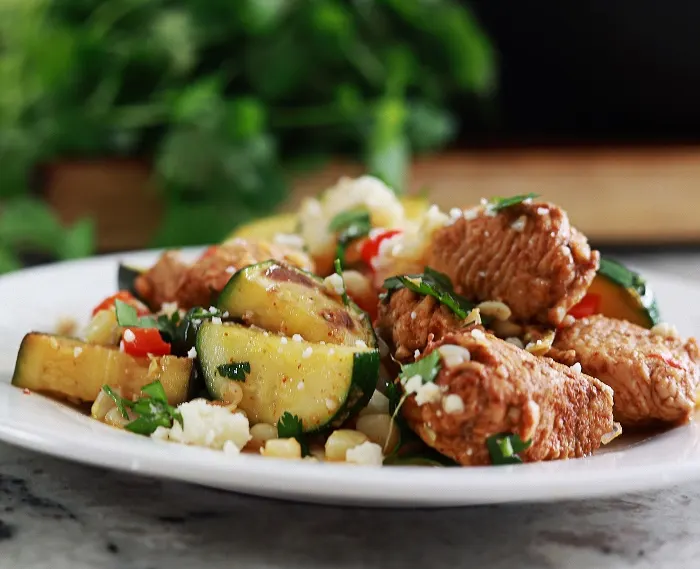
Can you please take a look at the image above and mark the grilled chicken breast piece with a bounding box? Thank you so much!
[402,329,615,466]
[425,200,599,326]
[549,315,700,427]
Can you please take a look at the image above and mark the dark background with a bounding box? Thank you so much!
[465,1,700,145]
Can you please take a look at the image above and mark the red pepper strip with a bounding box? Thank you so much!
[122,328,171,358]
[360,229,403,267]
[92,291,150,316]
[568,293,602,319]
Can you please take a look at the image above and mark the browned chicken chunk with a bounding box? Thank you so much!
[376,288,462,361]
[425,200,599,326]
[549,315,700,427]
[135,238,315,310]
[402,330,615,466]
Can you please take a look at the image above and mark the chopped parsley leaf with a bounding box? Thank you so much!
[398,350,442,385]
[216,361,251,381]
[486,433,532,465]
[333,258,350,306]
[114,299,139,327]
[488,193,539,213]
[383,267,476,320]
[329,209,371,268]
[100,380,182,436]
[277,411,310,456]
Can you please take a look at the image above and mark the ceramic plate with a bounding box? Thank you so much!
[1,251,700,508]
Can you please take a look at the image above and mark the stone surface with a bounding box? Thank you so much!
[1,254,700,568]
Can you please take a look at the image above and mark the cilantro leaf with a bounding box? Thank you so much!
[102,385,130,419]
[333,258,350,306]
[277,411,309,456]
[114,299,140,327]
[399,350,441,385]
[100,381,182,436]
[486,433,532,465]
[329,209,371,267]
[216,361,251,381]
[488,193,539,213]
[383,267,476,320]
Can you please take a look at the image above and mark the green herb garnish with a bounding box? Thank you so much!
[385,381,402,415]
[216,361,251,381]
[488,193,539,213]
[277,411,309,456]
[486,433,532,465]
[383,267,476,320]
[333,258,350,306]
[101,380,183,436]
[329,209,371,267]
[398,350,442,385]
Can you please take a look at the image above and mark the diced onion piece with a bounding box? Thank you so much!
[324,429,368,462]
[355,414,399,452]
[261,438,302,459]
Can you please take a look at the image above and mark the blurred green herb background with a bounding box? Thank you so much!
[0,0,494,273]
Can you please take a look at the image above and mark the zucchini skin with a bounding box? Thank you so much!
[217,260,377,347]
[117,264,145,299]
[596,257,661,327]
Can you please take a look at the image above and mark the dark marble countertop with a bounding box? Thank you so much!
[2,253,700,569]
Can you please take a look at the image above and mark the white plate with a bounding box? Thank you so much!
[1,250,700,508]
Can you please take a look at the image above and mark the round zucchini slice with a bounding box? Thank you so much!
[590,257,661,328]
[196,322,379,432]
[217,260,377,347]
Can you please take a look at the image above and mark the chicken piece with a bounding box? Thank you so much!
[135,238,315,310]
[425,201,599,326]
[402,329,615,465]
[376,288,463,361]
[548,315,700,427]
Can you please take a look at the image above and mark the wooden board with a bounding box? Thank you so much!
[287,148,700,245]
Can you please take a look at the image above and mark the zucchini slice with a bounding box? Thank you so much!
[12,333,193,404]
[118,263,145,299]
[590,257,661,328]
[217,260,377,347]
[196,322,379,432]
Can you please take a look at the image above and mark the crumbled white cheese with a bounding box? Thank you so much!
[442,394,465,414]
[297,381,305,390]
[463,208,479,221]
[403,374,423,395]
[328,348,335,355]
[536,207,549,215]
[208,306,217,312]
[73,347,83,358]
[478,271,487,278]
[320,341,326,345]
[414,349,421,359]
[280,337,288,344]
[523,197,534,205]
[414,382,442,406]
[119,341,125,352]
[410,311,417,320]
[302,347,313,359]
[222,311,229,318]
[571,362,582,374]
[510,216,527,232]
[437,344,471,368]
[506,337,525,349]
[122,329,136,342]
[225,266,237,274]
[484,231,491,237]
[151,399,251,451]
[292,334,303,343]
[355,340,368,349]
[211,317,222,325]
[449,207,463,220]
[187,346,197,359]
[471,329,486,341]
[273,233,305,249]
[325,398,336,410]
[345,441,384,466]
[160,301,179,316]
[323,273,345,296]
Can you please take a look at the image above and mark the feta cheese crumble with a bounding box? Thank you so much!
[571,362,582,374]
[187,346,197,359]
[323,273,345,296]
[211,317,222,325]
[302,347,313,359]
[151,399,251,452]
[442,394,465,414]
[122,329,136,342]
[414,382,442,406]
[73,347,83,358]
[292,334,303,343]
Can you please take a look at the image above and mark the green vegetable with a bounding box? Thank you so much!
[399,350,442,385]
[333,258,350,306]
[488,193,539,213]
[383,267,476,320]
[330,209,371,267]
[102,380,183,436]
[485,433,532,465]
[216,362,251,382]
[277,411,309,456]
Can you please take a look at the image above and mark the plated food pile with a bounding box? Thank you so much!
[11,176,700,467]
